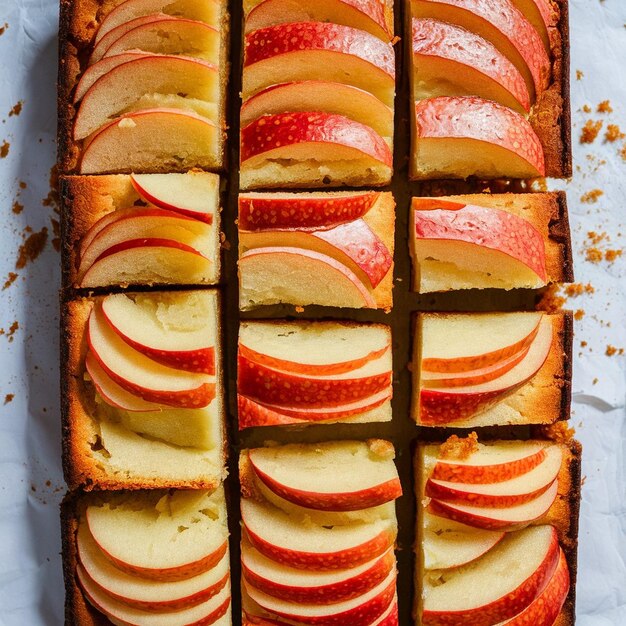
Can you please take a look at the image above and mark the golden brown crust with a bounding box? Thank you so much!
[62,291,227,491]
[57,0,229,174]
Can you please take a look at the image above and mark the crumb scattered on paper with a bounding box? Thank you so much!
[8,101,22,117]
[580,120,603,143]
[597,100,613,113]
[0,321,19,342]
[4,394,14,404]
[605,125,624,142]
[576,69,584,80]
[580,189,603,204]
[0,141,9,158]
[16,227,48,270]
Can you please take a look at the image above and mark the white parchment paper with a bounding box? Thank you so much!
[0,0,624,624]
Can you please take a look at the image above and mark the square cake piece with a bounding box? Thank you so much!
[239,440,401,624]
[410,192,573,293]
[411,311,572,427]
[407,0,571,179]
[238,191,395,310]
[62,487,231,625]
[61,172,221,290]
[62,289,226,490]
[238,320,393,428]
[414,435,581,626]
[58,0,229,173]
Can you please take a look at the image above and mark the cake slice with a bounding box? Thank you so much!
[238,320,392,428]
[414,435,580,626]
[412,311,572,427]
[61,172,221,289]
[238,191,394,310]
[62,290,226,490]
[240,440,401,624]
[410,192,572,292]
[62,487,232,625]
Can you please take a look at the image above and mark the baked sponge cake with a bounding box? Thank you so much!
[58,0,230,174]
[240,440,401,625]
[238,320,393,428]
[61,172,221,289]
[410,192,573,293]
[415,435,580,626]
[62,290,226,490]
[62,487,232,625]
[238,191,395,310]
[408,0,570,179]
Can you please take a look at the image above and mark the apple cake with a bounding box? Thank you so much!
[239,440,401,625]
[410,192,573,292]
[239,6,396,189]
[407,0,571,179]
[61,290,226,490]
[412,311,573,427]
[238,191,395,310]
[58,0,230,174]
[61,172,221,289]
[414,434,581,626]
[62,488,232,625]
[238,320,393,428]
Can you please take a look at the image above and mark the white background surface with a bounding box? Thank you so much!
[0,0,624,624]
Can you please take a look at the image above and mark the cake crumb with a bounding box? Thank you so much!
[580,189,603,204]
[4,394,13,404]
[574,309,585,320]
[605,345,624,356]
[3,272,17,290]
[2,321,19,343]
[587,231,606,245]
[0,141,9,158]
[534,421,576,443]
[597,100,613,113]
[605,124,625,142]
[605,249,622,262]
[564,283,595,297]
[8,101,22,117]
[581,341,588,347]
[0,24,7,37]
[576,70,584,80]
[582,104,591,113]
[42,165,60,213]
[12,201,23,214]
[593,378,598,384]
[580,120,603,143]
[294,306,304,313]
[16,228,48,269]
[585,248,603,263]
[537,284,566,312]
[439,433,479,460]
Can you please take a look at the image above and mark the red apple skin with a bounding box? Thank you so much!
[412,200,547,281]
[244,22,394,77]
[240,112,392,167]
[249,453,402,511]
[502,548,569,626]
[93,237,206,264]
[432,448,547,484]
[422,527,560,626]
[238,354,391,407]
[239,192,379,230]
[243,525,396,571]
[238,395,305,429]
[241,549,395,605]
[412,18,530,113]
[415,96,545,177]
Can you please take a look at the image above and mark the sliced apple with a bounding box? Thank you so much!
[130,172,219,224]
[245,0,393,41]
[74,55,219,140]
[411,0,550,100]
[412,96,545,180]
[87,305,215,408]
[508,0,557,52]
[238,352,391,407]
[239,320,390,377]
[238,191,380,231]
[242,537,395,605]
[502,547,569,626]
[423,527,505,570]
[100,293,216,374]
[426,446,562,507]
[80,238,215,288]
[95,0,220,44]
[419,316,553,424]
[421,312,543,373]
[411,199,547,292]
[240,112,392,188]
[412,18,530,114]
[241,498,396,570]
[243,569,396,626]
[79,108,219,174]
[247,441,401,512]
[422,525,559,625]
[238,395,305,428]
[77,523,229,611]
[86,490,228,581]
[240,219,392,289]
[432,442,548,484]
[78,564,231,626]
[240,81,393,144]
[102,17,220,63]
[243,22,395,106]
[428,480,558,531]
[238,246,376,310]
